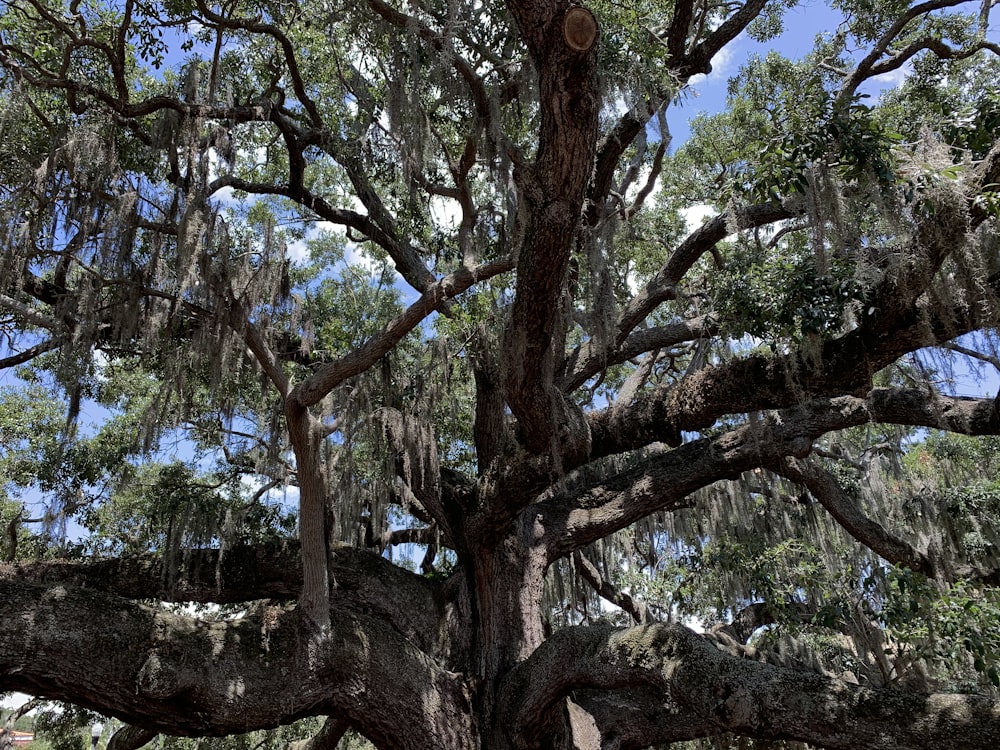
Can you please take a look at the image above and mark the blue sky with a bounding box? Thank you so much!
[676,0,895,146]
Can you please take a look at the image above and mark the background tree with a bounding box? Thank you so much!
[3,0,1000,748]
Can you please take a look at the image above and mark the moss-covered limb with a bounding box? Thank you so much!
[542,387,1000,561]
[0,544,302,602]
[589,173,980,462]
[570,687,715,750]
[0,581,473,749]
[1,544,446,656]
[589,280,996,460]
[866,387,1000,434]
[499,621,1000,750]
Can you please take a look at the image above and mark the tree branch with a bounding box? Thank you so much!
[590,278,989,459]
[612,203,792,348]
[573,550,650,624]
[678,0,770,77]
[290,259,514,408]
[502,0,600,457]
[287,718,349,750]
[106,726,156,750]
[0,338,61,369]
[542,387,1000,559]
[560,315,718,393]
[193,1,322,125]
[499,621,1000,750]
[0,543,444,654]
[836,0,982,107]
[769,457,938,577]
[0,581,474,749]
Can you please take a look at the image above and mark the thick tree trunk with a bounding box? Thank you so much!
[470,529,552,748]
[503,1,599,462]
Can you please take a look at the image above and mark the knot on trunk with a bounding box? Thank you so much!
[136,653,180,699]
[563,7,598,52]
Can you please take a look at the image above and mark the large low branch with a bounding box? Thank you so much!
[499,621,1000,750]
[1,544,303,603]
[1,543,445,656]
[106,726,157,750]
[0,581,473,749]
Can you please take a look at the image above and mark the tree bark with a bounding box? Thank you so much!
[499,622,1000,750]
[284,401,331,629]
[502,0,599,461]
[0,580,475,749]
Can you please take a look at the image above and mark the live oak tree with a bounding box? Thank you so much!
[4,0,1000,748]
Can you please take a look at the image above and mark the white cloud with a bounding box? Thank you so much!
[429,195,462,231]
[682,615,706,633]
[285,221,340,264]
[689,40,739,87]
[210,184,238,206]
[343,243,384,275]
[871,61,912,91]
[285,238,309,263]
[680,203,718,234]
[1,693,35,710]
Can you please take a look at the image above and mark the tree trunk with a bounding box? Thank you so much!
[284,400,331,629]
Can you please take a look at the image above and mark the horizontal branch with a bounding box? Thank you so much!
[500,621,1000,750]
[541,387,1000,558]
[0,337,61,369]
[1,544,302,603]
[590,286,988,458]
[0,581,472,748]
[1,543,443,655]
[536,396,846,559]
